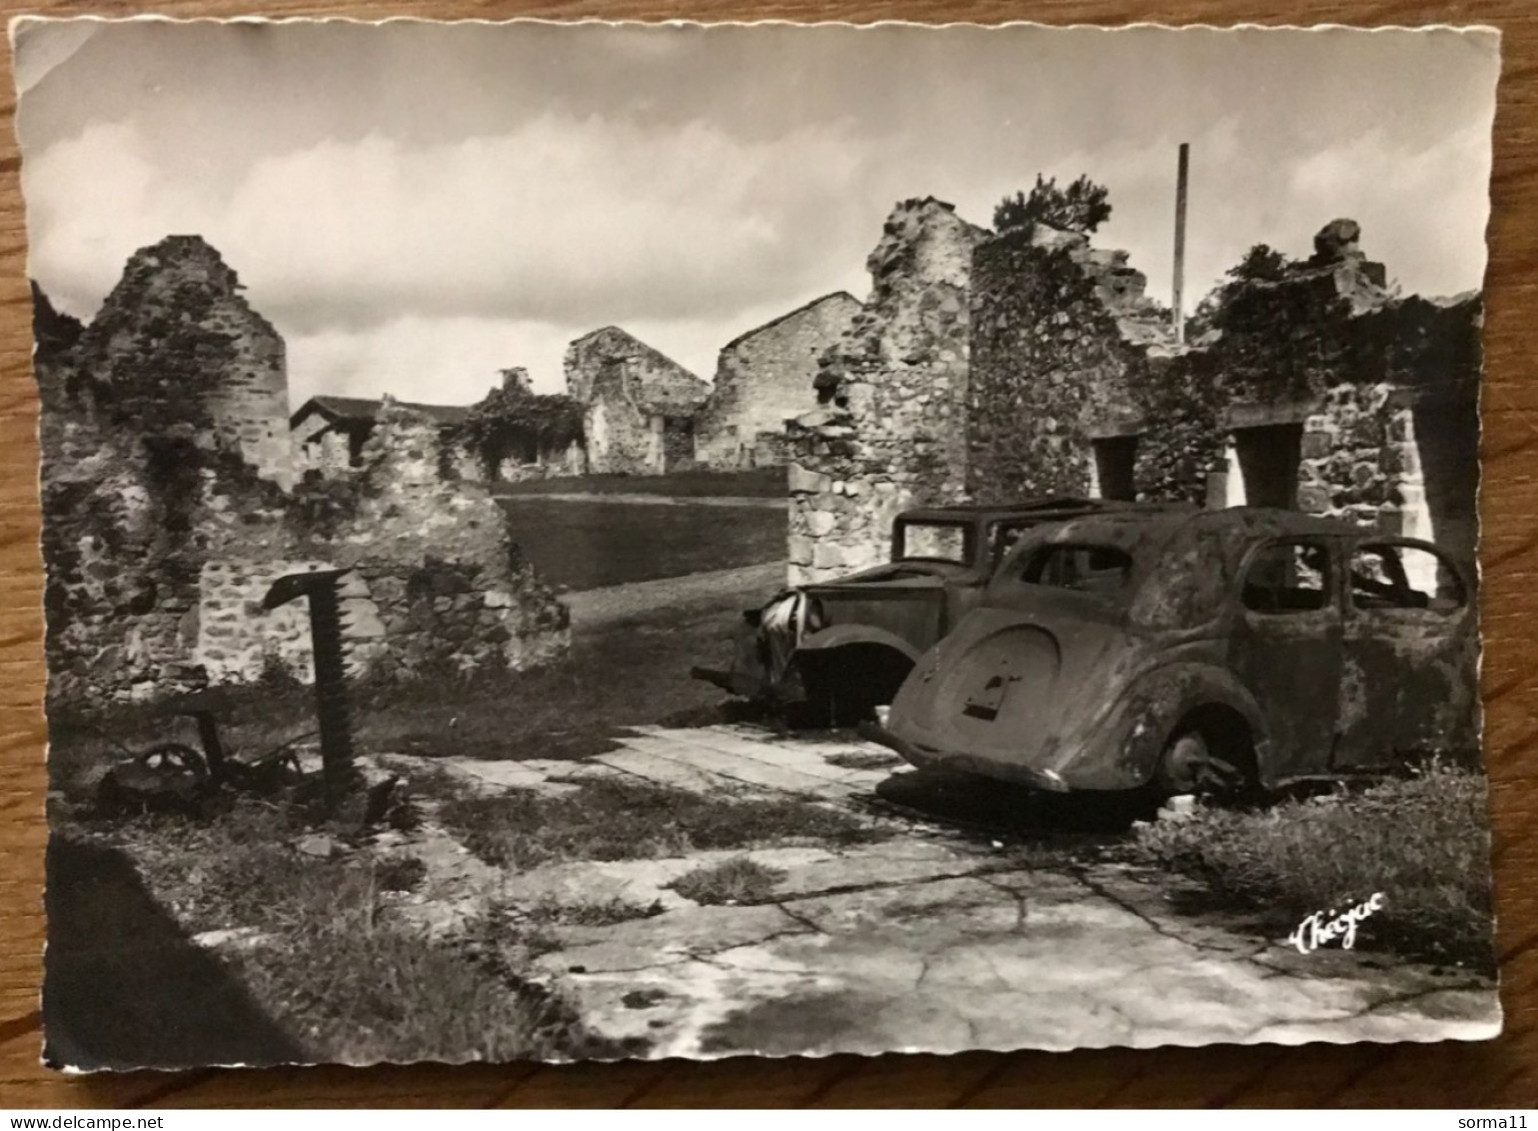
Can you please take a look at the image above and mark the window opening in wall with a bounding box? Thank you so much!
[1233,422,1303,509]
[1091,436,1138,501]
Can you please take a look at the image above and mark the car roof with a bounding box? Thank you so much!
[1022,505,1368,555]
[895,497,1183,525]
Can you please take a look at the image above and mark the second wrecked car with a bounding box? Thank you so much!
[693,496,1180,723]
[865,507,1478,798]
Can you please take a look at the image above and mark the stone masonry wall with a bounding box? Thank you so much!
[965,222,1222,506]
[36,241,572,709]
[78,236,293,486]
[787,198,986,582]
[696,292,863,469]
[1217,228,1481,556]
[566,327,709,474]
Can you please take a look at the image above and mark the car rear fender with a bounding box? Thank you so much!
[1084,661,1271,790]
[796,625,923,662]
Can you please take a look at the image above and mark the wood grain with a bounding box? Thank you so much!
[2,0,1535,1108]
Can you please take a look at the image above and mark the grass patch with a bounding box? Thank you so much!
[1128,763,1495,971]
[669,856,787,905]
[494,496,784,590]
[49,568,764,785]
[494,467,786,499]
[90,798,623,1064]
[436,776,888,870]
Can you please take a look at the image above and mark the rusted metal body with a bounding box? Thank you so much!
[695,497,1186,722]
[92,702,308,816]
[867,507,1478,795]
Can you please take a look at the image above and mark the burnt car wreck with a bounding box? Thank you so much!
[693,497,1180,724]
[863,507,1478,799]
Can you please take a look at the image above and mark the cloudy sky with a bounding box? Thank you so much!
[16,20,1500,407]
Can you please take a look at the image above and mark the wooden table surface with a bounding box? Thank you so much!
[2,0,1536,1108]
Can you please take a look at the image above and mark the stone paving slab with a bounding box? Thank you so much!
[530,862,1499,1059]
[609,733,838,796]
[384,724,1501,1058]
[593,743,759,795]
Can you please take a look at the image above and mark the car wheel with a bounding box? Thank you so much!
[1157,730,1249,801]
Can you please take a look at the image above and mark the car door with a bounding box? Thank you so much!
[1335,537,1477,768]
[1228,535,1344,782]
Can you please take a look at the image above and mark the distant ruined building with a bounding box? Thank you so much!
[694,291,863,470]
[788,200,1481,583]
[33,235,570,706]
[292,394,470,474]
[564,326,710,475]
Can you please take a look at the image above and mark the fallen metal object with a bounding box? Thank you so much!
[92,706,313,817]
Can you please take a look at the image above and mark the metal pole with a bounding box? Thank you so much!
[1173,142,1189,345]
[263,568,356,808]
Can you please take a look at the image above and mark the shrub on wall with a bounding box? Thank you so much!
[452,385,585,477]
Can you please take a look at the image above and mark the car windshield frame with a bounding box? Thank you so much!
[893,519,975,566]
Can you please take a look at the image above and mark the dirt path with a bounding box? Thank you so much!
[562,561,786,628]
[387,725,1502,1060]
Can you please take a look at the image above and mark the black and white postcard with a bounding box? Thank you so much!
[15,18,1502,1070]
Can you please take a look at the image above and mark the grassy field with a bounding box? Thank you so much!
[495,466,786,499]
[498,496,785,591]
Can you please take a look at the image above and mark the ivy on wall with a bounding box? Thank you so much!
[451,385,585,477]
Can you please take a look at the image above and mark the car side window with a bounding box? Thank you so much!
[1020,544,1132,596]
[989,522,1031,569]
[1242,539,1331,614]
[1349,544,1465,613]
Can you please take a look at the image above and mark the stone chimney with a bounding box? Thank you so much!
[500,367,532,393]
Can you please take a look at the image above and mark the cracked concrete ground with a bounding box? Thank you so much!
[383,723,1501,1059]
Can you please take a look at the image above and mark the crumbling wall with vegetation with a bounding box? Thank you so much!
[1209,224,1481,554]
[966,222,1219,505]
[451,379,587,482]
[787,198,985,582]
[34,239,572,709]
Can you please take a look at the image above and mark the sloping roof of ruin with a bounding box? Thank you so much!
[569,326,709,416]
[719,291,862,354]
[290,394,470,430]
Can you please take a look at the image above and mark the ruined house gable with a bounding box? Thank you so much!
[37,238,572,704]
[696,291,863,469]
[565,326,709,474]
[566,325,709,415]
[71,234,293,485]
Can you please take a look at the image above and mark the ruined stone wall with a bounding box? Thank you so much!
[1215,231,1481,558]
[283,402,571,680]
[964,223,1221,506]
[76,236,293,486]
[566,327,708,474]
[696,292,863,469]
[787,199,985,582]
[1285,296,1481,558]
[36,242,572,709]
